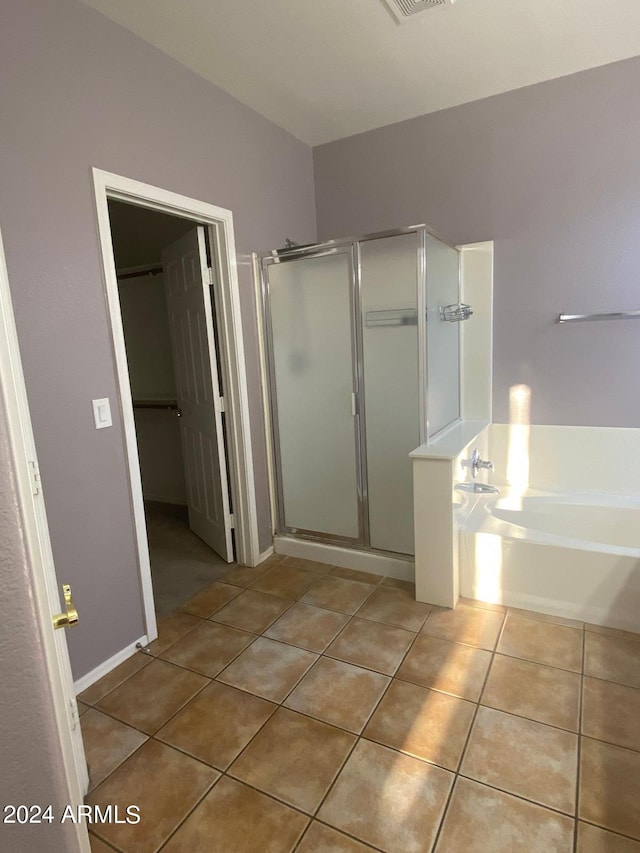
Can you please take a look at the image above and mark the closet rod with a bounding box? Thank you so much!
[132,399,178,411]
[117,265,163,280]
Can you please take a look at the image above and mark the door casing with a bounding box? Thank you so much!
[93,169,260,643]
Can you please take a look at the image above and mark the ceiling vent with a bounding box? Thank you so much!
[381,0,456,24]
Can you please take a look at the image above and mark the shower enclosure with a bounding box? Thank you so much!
[259,226,462,558]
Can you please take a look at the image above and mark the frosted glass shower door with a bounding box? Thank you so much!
[266,251,361,541]
[426,234,460,436]
[360,233,420,555]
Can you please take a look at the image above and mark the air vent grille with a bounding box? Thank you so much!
[381,0,455,24]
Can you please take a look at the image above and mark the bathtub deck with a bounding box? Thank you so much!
[79,554,640,852]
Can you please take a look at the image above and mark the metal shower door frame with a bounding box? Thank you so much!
[260,244,366,548]
[259,224,456,555]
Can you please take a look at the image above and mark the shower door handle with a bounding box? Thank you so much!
[351,392,357,417]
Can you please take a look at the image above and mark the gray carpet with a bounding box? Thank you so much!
[145,501,233,617]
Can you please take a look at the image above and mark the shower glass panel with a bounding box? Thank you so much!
[426,233,460,435]
[266,251,361,541]
[360,233,420,555]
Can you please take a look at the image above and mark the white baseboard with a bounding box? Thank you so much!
[73,635,149,695]
[257,545,275,564]
[274,536,414,582]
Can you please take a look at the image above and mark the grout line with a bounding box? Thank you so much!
[490,648,583,677]
[577,819,640,845]
[87,832,122,852]
[455,774,579,819]
[574,627,586,853]
[293,818,386,853]
[430,609,507,851]
[155,773,221,852]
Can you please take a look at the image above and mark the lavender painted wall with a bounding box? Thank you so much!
[314,57,640,428]
[0,0,316,679]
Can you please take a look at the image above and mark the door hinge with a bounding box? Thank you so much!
[28,460,41,496]
[229,513,235,529]
[219,396,225,413]
[68,697,79,732]
[207,266,214,286]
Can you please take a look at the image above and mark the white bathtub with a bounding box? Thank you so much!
[458,488,640,632]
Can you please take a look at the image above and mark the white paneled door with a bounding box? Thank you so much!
[162,227,234,562]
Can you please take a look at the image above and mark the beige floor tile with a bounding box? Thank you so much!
[160,620,255,677]
[80,709,147,790]
[508,606,583,628]
[318,739,453,853]
[397,633,492,701]
[435,776,574,852]
[156,681,276,769]
[146,610,203,656]
[585,624,640,643]
[580,737,640,840]
[249,563,323,600]
[77,700,90,716]
[325,617,415,676]
[481,654,581,731]
[284,657,389,733]
[582,677,640,752]
[221,564,270,588]
[210,589,291,633]
[330,566,382,585]
[577,822,640,852]
[260,554,287,567]
[87,739,218,853]
[96,658,208,734]
[181,581,242,618]
[301,576,375,615]
[381,577,415,594]
[584,632,640,689]
[78,652,151,705]
[498,613,583,672]
[161,777,308,853]
[364,679,475,771]
[217,636,318,702]
[423,603,505,650]
[461,706,578,813]
[297,822,377,851]
[281,555,333,572]
[229,707,356,813]
[459,597,508,613]
[89,834,115,853]
[356,586,431,632]
[264,602,349,652]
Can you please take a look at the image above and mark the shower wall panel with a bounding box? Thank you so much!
[426,234,460,435]
[360,233,419,554]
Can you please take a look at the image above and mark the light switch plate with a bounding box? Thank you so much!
[92,397,112,429]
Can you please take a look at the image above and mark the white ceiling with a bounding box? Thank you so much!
[79,0,640,145]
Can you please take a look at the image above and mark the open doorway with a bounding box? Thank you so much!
[93,169,261,645]
[108,201,233,617]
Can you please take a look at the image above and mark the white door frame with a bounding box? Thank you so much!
[92,169,260,642]
[0,228,90,850]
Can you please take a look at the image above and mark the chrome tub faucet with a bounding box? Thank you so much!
[455,482,500,495]
[461,448,494,479]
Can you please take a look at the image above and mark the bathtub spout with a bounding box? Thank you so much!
[455,482,500,494]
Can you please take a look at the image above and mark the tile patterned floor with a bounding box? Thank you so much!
[79,555,640,853]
